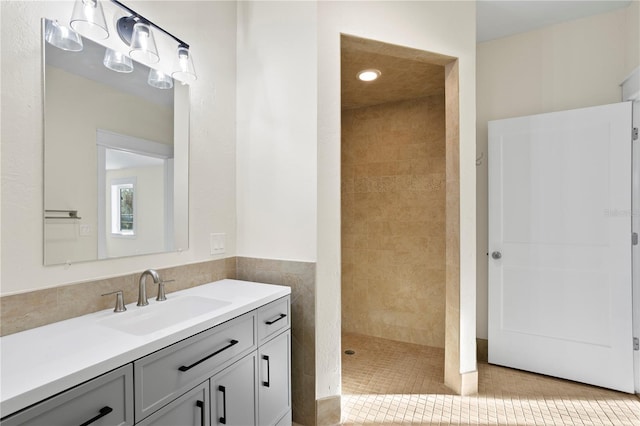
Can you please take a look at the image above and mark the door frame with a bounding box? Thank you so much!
[622,66,640,394]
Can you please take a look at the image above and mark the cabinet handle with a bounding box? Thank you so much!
[196,400,205,426]
[218,385,227,425]
[265,313,287,325]
[178,340,239,372]
[262,355,271,387]
[78,406,113,426]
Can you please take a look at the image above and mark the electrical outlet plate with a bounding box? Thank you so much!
[210,233,226,255]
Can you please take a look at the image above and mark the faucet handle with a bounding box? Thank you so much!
[156,279,175,302]
[102,290,127,313]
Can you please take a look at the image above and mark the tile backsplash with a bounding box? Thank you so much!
[0,258,236,337]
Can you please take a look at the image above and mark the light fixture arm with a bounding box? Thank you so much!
[110,0,189,49]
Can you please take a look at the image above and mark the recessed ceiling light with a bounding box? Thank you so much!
[357,69,381,82]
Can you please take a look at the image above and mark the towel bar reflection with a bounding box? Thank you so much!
[44,209,82,220]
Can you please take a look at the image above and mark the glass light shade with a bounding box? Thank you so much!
[129,22,159,64]
[45,20,83,52]
[103,48,133,73]
[69,0,108,40]
[148,69,173,90]
[172,46,197,83]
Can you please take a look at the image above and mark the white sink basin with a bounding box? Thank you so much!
[98,296,231,336]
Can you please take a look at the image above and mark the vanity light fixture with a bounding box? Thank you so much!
[111,0,197,82]
[103,48,133,73]
[69,0,109,40]
[45,19,83,52]
[357,69,381,82]
[59,0,197,86]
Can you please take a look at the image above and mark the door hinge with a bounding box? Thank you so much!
[634,337,639,351]
[634,127,639,141]
[633,233,638,246]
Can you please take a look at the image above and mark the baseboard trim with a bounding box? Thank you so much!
[316,395,341,426]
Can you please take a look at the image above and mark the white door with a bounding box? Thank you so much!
[488,102,634,393]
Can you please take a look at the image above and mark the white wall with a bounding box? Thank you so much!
[236,1,318,262]
[1,0,237,295]
[317,0,477,398]
[476,3,640,339]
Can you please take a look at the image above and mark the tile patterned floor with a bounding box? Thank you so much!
[341,333,640,425]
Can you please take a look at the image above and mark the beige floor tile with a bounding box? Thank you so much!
[341,332,640,425]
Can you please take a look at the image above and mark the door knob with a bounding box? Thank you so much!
[491,251,502,260]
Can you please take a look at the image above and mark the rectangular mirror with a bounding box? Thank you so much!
[42,18,189,265]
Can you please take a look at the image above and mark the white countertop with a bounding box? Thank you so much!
[0,279,290,418]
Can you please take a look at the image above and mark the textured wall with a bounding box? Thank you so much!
[341,96,446,348]
[235,1,318,262]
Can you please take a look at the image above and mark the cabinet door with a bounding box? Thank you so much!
[0,364,133,426]
[136,382,208,426]
[209,354,257,426]
[257,296,290,345]
[258,330,291,426]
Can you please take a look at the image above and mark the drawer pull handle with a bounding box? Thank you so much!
[262,355,271,387]
[196,400,205,426]
[178,340,239,372]
[265,313,287,325]
[218,385,227,424]
[78,406,113,426]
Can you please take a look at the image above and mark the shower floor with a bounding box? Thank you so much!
[341,332,640,425]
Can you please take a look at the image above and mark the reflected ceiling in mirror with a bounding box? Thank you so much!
[43,18,189,266]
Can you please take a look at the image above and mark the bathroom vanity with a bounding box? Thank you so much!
[0,279,291,426]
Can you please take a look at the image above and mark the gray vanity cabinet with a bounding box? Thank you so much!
[136,382,209,426]
[0,364,133,426]
[210,353,257,426]
[258,330,291,426]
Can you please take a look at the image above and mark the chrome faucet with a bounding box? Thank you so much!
[138,269,160,306]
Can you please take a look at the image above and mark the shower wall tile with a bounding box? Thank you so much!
[342,95,446,348]
[0,258,235,337]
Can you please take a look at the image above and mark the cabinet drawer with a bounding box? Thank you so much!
[257,296,290,344]
[134,312,256,422]
[1,364,133,426]
[136,382,208,426]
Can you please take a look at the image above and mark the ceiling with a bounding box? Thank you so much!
[477,0,632,43]
[342,1,633,109]
[341,36,450,110]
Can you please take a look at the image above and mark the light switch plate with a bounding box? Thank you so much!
[79,224,92,236]
[210,233,226,255]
